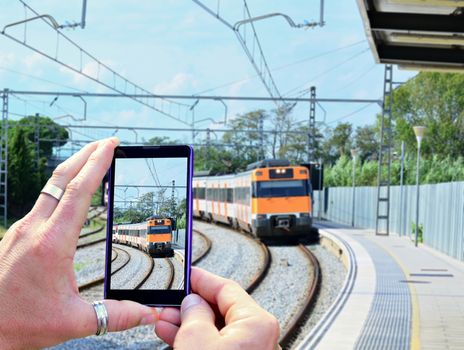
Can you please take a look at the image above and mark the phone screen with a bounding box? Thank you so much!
[104,146,193,306]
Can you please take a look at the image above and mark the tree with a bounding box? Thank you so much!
[4,115,69,219]
[323,122,353,160]
[8,128,41,217]
[392,72,464,159]
[354,125,378,161]
[222,110,268,171]
[269,104,295,159]
[144,136,177,145]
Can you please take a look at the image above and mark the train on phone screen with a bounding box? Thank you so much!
[193,159,316,240]
[112,216,175,258]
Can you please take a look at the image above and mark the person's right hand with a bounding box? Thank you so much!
[155,267,280,350]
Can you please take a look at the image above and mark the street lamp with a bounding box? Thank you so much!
[351,148,358,227]
[413,126,426,247]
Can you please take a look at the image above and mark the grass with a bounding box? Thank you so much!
[74,262,88,273]
[0,218,20,240]
[0,227,7,240]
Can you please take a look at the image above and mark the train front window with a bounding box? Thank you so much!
[252,180,308,198]
[148,225,171,234]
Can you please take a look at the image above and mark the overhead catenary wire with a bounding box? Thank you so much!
[2,0,194,126]
[193,40,366,96]
[326,103,373,125]
[284,48,371,97]
[334,64,377,93]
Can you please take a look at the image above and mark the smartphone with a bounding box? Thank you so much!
[104,145,193,306]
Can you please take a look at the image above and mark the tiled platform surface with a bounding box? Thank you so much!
[314,221,464,350]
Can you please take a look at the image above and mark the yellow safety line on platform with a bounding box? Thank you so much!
[369,238,421,350]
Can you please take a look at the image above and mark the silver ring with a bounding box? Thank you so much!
[40,183,64,201]
[92,301,109,336]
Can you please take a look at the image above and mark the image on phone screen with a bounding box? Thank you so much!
[109,155,188,291]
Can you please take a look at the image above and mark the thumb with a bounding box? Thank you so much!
[176,294,219,347]
[78,299,158,337]
[105,300,158,332]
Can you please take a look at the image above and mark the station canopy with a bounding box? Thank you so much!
[356,0,464,72]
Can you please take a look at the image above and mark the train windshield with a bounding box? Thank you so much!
[148,225,171,234]
[253,180,309,198]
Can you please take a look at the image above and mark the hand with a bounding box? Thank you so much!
[0,138,157,350]
[155,267,280,350]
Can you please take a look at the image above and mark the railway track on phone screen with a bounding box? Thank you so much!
[79,244,154,292]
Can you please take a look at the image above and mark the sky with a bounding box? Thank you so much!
[114,157,188,209]
[0,0,418,149]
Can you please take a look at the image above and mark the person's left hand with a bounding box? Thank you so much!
[0,137,157,350]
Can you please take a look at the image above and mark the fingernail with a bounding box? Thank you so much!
[140,312,157,326]
[181,294,203,313]
[108,136,120,146]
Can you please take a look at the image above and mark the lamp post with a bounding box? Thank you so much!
[351,148,358,227]
[399,141,405,236]
[318,158,323,221]
[413,126,426,247]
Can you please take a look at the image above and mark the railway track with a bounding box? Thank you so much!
[78,246,131,292]
[75,220,321,350]
[192,222,321,350]
[279,245,321,349]
[192,229,212,264]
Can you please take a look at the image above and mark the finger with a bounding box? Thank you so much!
[190,267,256,317]
[30,140,101,220]
[155,320,179,347]
[77,300,158,338]
[159,307,181,326]
[174,294,219,348]
[190,268,280,348]
[47,137,118,245]
[155,307,181,345]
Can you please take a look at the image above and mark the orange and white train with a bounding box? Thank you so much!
[112,216,175,258]
[193,159,314,239]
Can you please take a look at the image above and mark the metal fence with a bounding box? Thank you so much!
[313,182,464,262]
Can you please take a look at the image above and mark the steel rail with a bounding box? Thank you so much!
[279,244,321,348]
[294,222,357,349]
[192,229,212,265]
[78,246,130,292]
[79,223,105,239]
[164,258,175,290]
[134,249,155,290]
[76,227,105,249]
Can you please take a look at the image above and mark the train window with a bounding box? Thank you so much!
[198,187,206,199]
[269,168,294,179]
[220,188,226,202]
[227,188,233,203]
[234,187,248,204]
[193,188,197,199]
[252,180,309,198]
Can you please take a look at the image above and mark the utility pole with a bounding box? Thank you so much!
[259,113,264,161]
[375,65,393,236]
[1,89,9,227]
[171,180,176,217]
[206,128,211,169]
[308,86,316,162]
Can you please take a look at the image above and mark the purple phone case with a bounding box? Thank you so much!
[103,145,193,306]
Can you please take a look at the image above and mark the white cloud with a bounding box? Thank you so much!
[0,53,16,66]
[153,73,195,94]
[22,53,45,70]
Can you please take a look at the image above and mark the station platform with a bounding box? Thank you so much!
[297,221,464,350]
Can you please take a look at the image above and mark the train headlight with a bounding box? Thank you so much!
[256,214,267,220]
[300,213,310,218]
